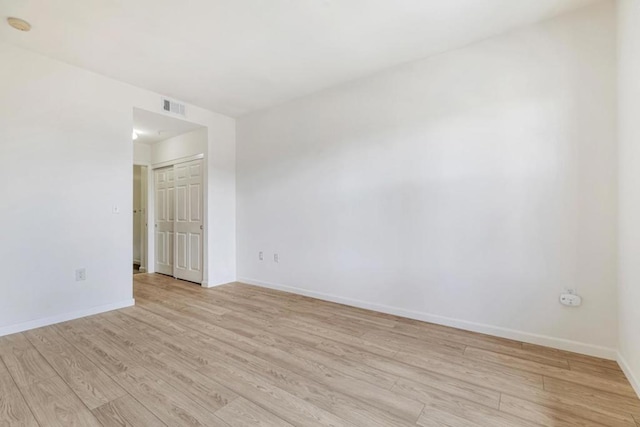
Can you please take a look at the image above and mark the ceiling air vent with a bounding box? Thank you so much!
[161,98,186,116]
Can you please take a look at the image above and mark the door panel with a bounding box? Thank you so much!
[177,186,187,221]
[176,232,187,269]
[154,166,174,276]
[189,234,201,271]
[190,184,201,221]
[173,159,203,283]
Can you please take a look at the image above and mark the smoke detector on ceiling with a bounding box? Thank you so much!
[7,17,31,32]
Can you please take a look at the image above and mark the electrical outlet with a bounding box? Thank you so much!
[273,253,279,263]
[259,251,264,261]
[75,268,86,281]
[560,293,582,307]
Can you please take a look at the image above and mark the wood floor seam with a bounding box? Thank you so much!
[0,375,41,427]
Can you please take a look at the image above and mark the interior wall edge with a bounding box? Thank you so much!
[0,298,135,338]
[202,279,238,288]
[238,276,618,361]
[618,352,640,399]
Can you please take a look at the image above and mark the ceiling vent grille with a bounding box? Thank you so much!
[161,98,186,116]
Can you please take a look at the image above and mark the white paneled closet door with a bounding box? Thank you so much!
[173,159,203,283]
[154,166,174,276]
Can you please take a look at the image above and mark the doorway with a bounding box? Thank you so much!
[133,165,148,274]
[133,107,207,285]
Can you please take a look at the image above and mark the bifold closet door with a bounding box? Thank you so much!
[154,166,174,276]
[173,159,203,283]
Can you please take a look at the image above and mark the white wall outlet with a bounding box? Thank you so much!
[112,205,120,214]
[560,293,582,307]
[273,253,279,263]
[564,288,577,295]
[75,268,86,281]
[259,251,264,261]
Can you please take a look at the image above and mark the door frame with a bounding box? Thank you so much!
[133,161,150,274]
[151,153,207,285]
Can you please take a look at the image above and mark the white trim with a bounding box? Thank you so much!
[618,353,640,399]
[238,277,617,360]
[201,280,232,288]
[138,266,147,273]
[0,299,135,337]
[152,153,204,170]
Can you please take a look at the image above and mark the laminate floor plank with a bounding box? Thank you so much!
[196,361,358,427]
[20,376,102,427]
[252,329,399,390]
[108,302,416,426]
[0,359,39,427]
[0,333,57,390]
[410,386,541,427]
[568,360,630,382]
[0,390,39,427]
[521,343,621,371]
[275,316,398,358]
[24,326,127,409]
[465,346,636,397]
[181,332,415,426]
[52,320,140,376]
[115,368,227,427]
[392,322,571,369]
[3,273,637,427]
[116,305,188,335]
[92,396,167,427]
[542,377,640,419]
[502,383,637,426]
[312,336,502,409]
[94,312,240,412]
[214,397,294,427]
[114,366,229,427]
[0,359,15,396]
[395,348,544,396]
[499,394,612,427]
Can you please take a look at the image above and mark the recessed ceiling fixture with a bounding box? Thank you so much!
[7,17,31,32]
[132,131,138,140]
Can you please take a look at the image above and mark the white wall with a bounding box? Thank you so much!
[133,141,151,164]
[151,128,207,164]
[617,0,640,397]
[0,42,236,335]
[237,2,618,357]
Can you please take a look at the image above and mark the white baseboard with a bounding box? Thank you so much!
[618,353,640,399]
[202,279,237,288]
[238,277,617,360]
[0,299,135,337]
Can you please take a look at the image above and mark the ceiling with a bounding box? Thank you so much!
[133,108,203,144]
[1,0,598,117]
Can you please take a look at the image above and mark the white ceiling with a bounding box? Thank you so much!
[1,0,598,117]
[133,108,203,145]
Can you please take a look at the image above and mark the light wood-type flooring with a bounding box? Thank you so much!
[1,273,639,426]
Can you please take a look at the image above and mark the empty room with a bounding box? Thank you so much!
[1,0,639,426]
